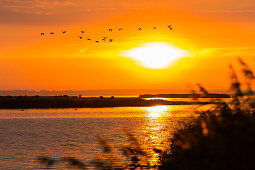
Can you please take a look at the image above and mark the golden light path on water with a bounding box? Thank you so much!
[145,106,169,165]
[140,105,207,166]
[140,105,183,166]
[146,105,168,118]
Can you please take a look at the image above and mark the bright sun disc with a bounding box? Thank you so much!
[123,42,187,69]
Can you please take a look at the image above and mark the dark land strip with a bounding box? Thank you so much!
[0,94,229,109]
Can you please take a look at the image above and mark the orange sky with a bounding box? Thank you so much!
[0,0,255,91]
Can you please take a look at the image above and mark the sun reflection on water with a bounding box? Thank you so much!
[139,105,174,166]
[146,105,168,118]
[138,105,197,166]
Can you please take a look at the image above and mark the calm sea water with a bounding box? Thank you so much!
[0,105,208,169]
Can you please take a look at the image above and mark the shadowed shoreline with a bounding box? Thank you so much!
[0,95,225,109]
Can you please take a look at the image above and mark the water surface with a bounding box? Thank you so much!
[0,105,206,169]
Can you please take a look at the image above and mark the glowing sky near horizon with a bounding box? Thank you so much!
[0,0,255,91]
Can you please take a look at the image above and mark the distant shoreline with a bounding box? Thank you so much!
[139,93,231,98]
[0,95,224,109]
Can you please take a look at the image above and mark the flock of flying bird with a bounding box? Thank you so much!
[40,25,173,43]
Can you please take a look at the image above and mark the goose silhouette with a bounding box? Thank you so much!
[168,25,173,30]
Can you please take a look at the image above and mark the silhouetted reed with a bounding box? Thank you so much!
[158,58,255,170]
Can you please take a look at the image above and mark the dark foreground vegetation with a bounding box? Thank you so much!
[0,96,221,109]
[38,58,255,169]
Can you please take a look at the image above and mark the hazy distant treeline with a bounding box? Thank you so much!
[0,89,230,96]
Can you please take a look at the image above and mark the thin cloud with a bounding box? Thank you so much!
[75,47,89,57]
[203,9,255,14]
[199,47,255,57]
[0,0,154,15]
[0,0,75,15]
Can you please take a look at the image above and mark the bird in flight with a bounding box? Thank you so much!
[95,41,99,43]
[138,28,142,30]
[50,32,55,35]
[62,30,66,34]
[153,27,157,29]
[81,30,85,34]
[102,37,107,41]
[118,28,123,31]
[79,36,83,39]
[109,39,113,42]
[108,29,112,32]
[87,38,91,40]
[41,33,45,36]
[168,25,173,30]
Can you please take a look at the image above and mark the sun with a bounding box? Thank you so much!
[123,42,187,69]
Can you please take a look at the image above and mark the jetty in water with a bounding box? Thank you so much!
[139,93,231,98]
